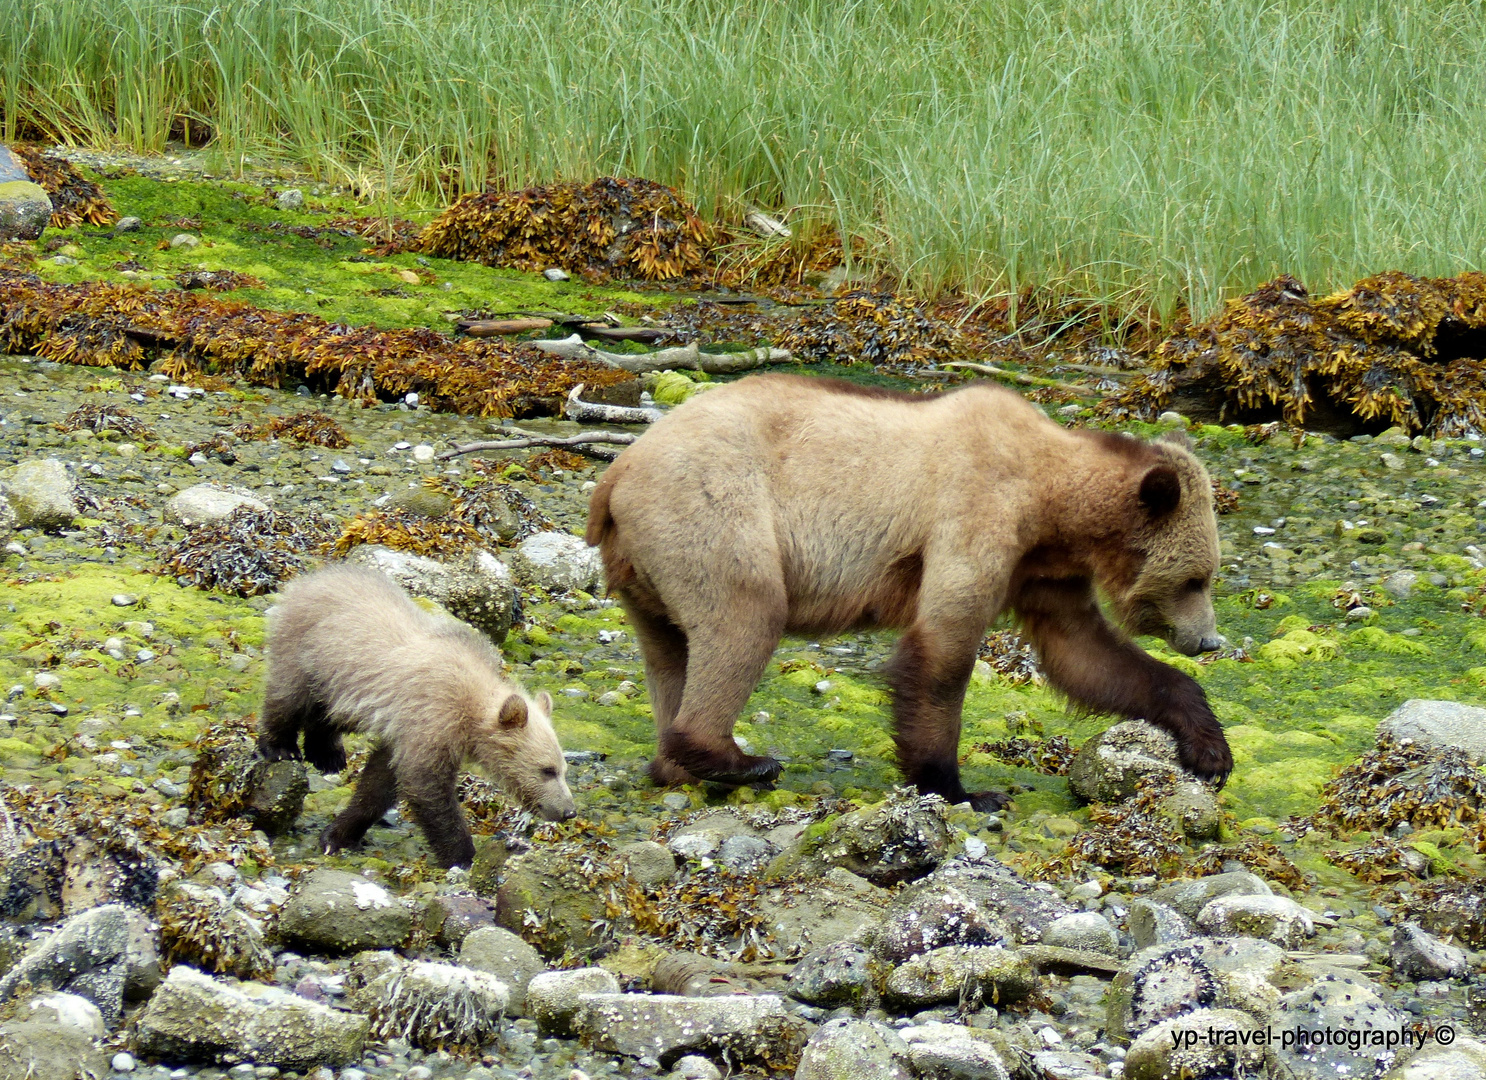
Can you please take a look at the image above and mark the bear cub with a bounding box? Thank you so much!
[258,564,574,868]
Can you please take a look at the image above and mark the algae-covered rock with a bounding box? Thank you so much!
[0,459,75,530]
[0,903,132,1027]
[458,926,545,1015]
[0,179,52,241]
[881,944,1036,1009]
[1067,721,1183,803]
[788,942,874,1007]
[1159,780,1221,841]
[526,967,620,1036]
[387,485,456,518]
[157,881,273,980]
[132,965,368,1068]
[188,733,308,836]
[494,847,619,958]
[511,531,605,593]
[1378,699,1486,763]
[277,869,414,953]
[344,543,516,642]
[1124,1008,1265,1080]
[795,1018,915,1080]
[812,791,953,886]
[0,1021,108,1080]
[1195,894,1315,948]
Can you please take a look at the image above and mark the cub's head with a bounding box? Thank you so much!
[477,690,576,822]
[1111,431,1224,656]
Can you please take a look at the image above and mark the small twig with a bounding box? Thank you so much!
[942,361,1101,397]
[436,430,638,461]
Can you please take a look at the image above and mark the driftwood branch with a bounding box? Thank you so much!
[942,361,1100,397]
[459,317,554,337]
[437,430,638,462]
[565,383,663,425]
[530,334,793,375]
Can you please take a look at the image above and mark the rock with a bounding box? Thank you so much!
[1378,700,1486,763]
[544,268,569,281]
[756,881,887,953]
[717,833,775,872]
[121,909,161,1001]
[1126,899,1194,950]
[1160,781,1221,840]
[423,893,496,948]
[1195,894,1315,948]
[458,926,545,1015]
[0,903,133,1026]
[132,965,368,1069]
[872,882,1011,962]
[411,443,436,462]
[165,484,268,527]
[344,544,516,642]
[1034,1049,1105,1080]
[616,841,677,886]
[111,1051,136,1071]
[812,791,953,886]
[25,991,105,1037]
[495,847,617,958]
[1391,922,1468,981]
[1266,974,1409,1080]
[788,942,874,1007]
[0,169,52,241]
[169,233,199,249]
[0,495,15,545]
[898,1022,1020,1080]
[1394,1037,1486,1080]
[155,882,272,980]
[572,993,808,1066]
[795,1018,915,1080]
[360,959,508,1050]
[277,869,414,953]
[188,737,308,836]
[527,968,620,1036]
[885,856,1074,947]
[113,216,141,234]
[1041,912,1119,954]
[1067,721,1183,802]
[0,459,76,530]
[1149,872,1272,918]
[882,945,1036,1010]
[276,189,305,210]
[1106,937,1286,1044]
[1124,1008,1265,1080]
[0,1021,109,1080]
[1382,570,1419,600]
[386,485,455,518]
[668,813,763,859]
[511,531,605,593]
[673,1055,724,1080]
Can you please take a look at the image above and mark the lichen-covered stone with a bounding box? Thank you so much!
[345,543,516,642]
[788,941,874,1007]
[1067,721,1184,803]
[277,869,414,953]
[0,459,75,530]
[1125,1008,1266,1080]
[458,926,545,1015]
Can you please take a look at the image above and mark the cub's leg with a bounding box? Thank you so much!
[620,592,693,785]
[301,724,347,774]
[887,615,1010,812]
[659,597,786,787]
[399,756,476,869]
[1013,576,1233,785]
[257,679,324,762]
[320,741,398,855]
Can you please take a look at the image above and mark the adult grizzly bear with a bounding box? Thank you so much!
[586,374,1230,810]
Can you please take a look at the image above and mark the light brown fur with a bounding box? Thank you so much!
[258,564,574,868]
[587,374,1230,807]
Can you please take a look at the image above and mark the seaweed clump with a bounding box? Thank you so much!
[978,630,1043,685]
[1037,779,1186,879]
[1104,271,1486,436]
[173,269,264,292]
[973,736,1077,776]
[1326,838,1433,885]
[11,145,116,227]
[776,292,962,370]
[0,270,633,418]
[156,881,275,979]
[246,410,351,449]
[1403,878,1486,948]
[331,507,484,560]
[58,403,153,439]
[416,177,713,282]
[333,477,551,556]
[1185,838,1309,891]
[1297,734,1486,837]
[186,718,309,836]
[163,505,339,596]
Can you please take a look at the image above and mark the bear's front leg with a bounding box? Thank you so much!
[321,741,398,855]
[1014,577,1233,786]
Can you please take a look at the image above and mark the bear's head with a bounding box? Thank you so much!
[1112,431,1224,656]
[477,690,576,821]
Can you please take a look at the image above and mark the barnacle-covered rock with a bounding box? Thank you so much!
[163,505,338,596]
[187,722,308,836]
[881,944,1036,1010]
[888,855,1073,946]
[1124,1008,1266,1080]
[870,882,1012,963]
[787,941,874,1007]
[156,882,273,980]
[795,1018,916,1080]
[1194,894,1315,948]
[0,1020,109,1080]
[1149,871,1273,919]
[510,531,605,594]
[1067,721,1184,804]
[0,903,133,1027]
[360,958,509,1052]
[1106,937,1285,1045]
[1266,975,1409,1080]
[526,967,621,1037]
[572,992,808,1068]
[811,791,953,886]
[276,869,414,954]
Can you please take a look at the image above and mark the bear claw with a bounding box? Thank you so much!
[967,790,1015,813]
[691,754,783,787]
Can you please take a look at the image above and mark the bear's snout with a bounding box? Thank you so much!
[539,798,577,822]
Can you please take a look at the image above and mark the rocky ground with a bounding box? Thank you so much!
[4,156,1486,1080]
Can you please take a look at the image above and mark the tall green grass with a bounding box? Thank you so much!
[4,0,1486,314]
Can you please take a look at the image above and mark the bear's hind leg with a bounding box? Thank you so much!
[660,601,785,787]
[320,741,398,855]
[400,757,476,869]
[622,596,694,785]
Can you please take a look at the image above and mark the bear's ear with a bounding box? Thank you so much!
[1138,465,1183,517]
[536,690,553,716]
[1155,428,1193,450]
[497,695,529,730]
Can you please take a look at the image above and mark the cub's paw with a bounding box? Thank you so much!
[303,737,347,775]
[257,740,301,762]
[967,790,1015,813]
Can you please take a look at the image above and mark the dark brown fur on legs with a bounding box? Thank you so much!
[401,757,477,869]
[1014,576,1233,785]
[622,596,697,785]
[321,741,398,855]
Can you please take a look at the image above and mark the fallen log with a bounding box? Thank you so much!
[530,334,793,375]
[577,324,673,345]
[436,429,638,462]
[941,360,1100,397]
[458,317,554,336]
[565,383,663,425]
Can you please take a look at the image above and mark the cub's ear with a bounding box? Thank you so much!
[1155,428,1193,450]
[536,690,553,715]
[497,695,529,730]
[1138,465,1183,517]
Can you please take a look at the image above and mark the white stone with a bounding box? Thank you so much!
[165,484,268,527]
[411,444,436,463]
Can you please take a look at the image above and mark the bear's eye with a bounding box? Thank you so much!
[1185,577,1207,592]
[541,766,559,779]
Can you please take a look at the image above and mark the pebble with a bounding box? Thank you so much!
[331,459,352,473]
[33,672,61,690]
[188,452,209,466]
[412,444,436,463]
[111,594,138,607]
[113,216,141,233]
[112,1051,136,1071]
[662,792,691,810]
[544,268,570,281]
[275,188,305,210]
[169,233,199,248]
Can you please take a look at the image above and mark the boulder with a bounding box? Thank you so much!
[1041,912,1119,954]
[165,484,269,527]
[0,1021,108,1080]
[1149,872,1272,919]
[344,544,516,642]
[422,893,496,949]
[1125,1008,1266,1080]
[756,880,887,953]
[276,869,414,953]
[873,883,1012,962]
[0,903,132,1026]
[1393,1037,1486,1080]
[1391,922,1469,981]
[812,792,954,886]
[884,856,1074,947]
[788,941,874,1007]
[1067,721,1185,803]
[1378,700,1486,763]
[458,926,546,1015]
[1266,974,1410,1080]
[898,1022,1020,1080]
[1106,937,1286,1044]
[526,967,620,1036]
[132,965,368,1069]
[795,1019,916,1080]
[494,848,619,958]
[360,959,508,1050]
[573,992,808,1066]
[0,459,75,530]
[510,531,605,593]
[616,841,677,886]
[0,169,52,242]
[882,945,1036,1010]
[1127,899,1195,950]
[1195,895,1315,948]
